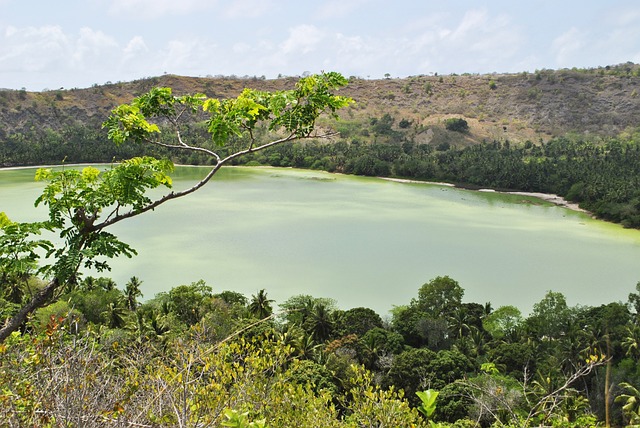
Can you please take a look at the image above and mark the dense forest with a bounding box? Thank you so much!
[2,274,640,426]
[3,70,640,426]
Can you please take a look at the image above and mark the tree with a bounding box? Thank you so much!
[248,289,274,320]
[616,381,640,426]
[415,275,464,319]
[483,305,523,340]
[334,307,383,337]
[279,294,336,327]
[124,276,143,311]
[165,280,213,326]
[214,290,248,307]
[306,303,335,343]
[384,347,437,405]
[526,290,571,340]
[0,215,52,304]
[0,72,352,342]
[101,300,127,329]
[444,117,469,133]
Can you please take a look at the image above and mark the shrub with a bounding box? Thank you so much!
[444,118,469,133]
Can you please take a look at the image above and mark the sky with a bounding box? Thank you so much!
[1,0,640,91]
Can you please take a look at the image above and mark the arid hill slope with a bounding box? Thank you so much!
[1,63,640,146]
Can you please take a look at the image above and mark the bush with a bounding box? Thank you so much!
[444,118,469,133]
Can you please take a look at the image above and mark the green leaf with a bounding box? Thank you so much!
[0,212,11,228]
[416,389,439,418]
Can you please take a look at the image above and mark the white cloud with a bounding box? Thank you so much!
[108,0,215,19]
[232,42,251,54]
[224,0,272,19]
[124,36,148,58]
[0,25,150,89]
[280,25,325,55]
[358,9,521,76]
[72,27,118,68]
[606,6,640,27]
[591,7,640,66]
[160,38,219,75]
[552,27,585,66]
[315,0,369,19]
[449,9,488,42]
[0,25,70,72]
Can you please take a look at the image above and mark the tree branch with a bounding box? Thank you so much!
[0,278,59,342]
[90,131,330,233]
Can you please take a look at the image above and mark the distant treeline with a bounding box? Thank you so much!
[3,120,640,228]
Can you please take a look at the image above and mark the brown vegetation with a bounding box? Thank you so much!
[1,63,640,147]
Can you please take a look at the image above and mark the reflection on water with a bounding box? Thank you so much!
[2,165,640,316]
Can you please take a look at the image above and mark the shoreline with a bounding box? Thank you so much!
[0,163,590,215]
[380,176,589,214]
[0,163,101,171]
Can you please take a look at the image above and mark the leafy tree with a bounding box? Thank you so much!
[248,289,274,320]
[483,305,523,340]
[279,294,337,327]
[306,303,335,343]
[386,349,475,403]
[0,72,352,342]
[444,118,469,133]
[215,290,248,307]
[334,307,383,337]
[616,381,640,425]
[66,287,123,325]
[390,304,426,347]
[526,290,571,340]
[124,276,143,311]
[384,347,436,406]
[101,300,127,329]
[486,341,536,380]
[0,214,52,304]
[358,327,404,369]
[415,275,464,319]
[629,282,640,322]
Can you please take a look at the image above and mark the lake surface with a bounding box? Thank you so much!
[2,165,640,316]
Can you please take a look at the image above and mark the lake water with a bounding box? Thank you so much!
[2,165,640,316]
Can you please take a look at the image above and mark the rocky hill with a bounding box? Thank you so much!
[1,63,640,148]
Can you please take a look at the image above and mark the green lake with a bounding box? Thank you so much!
[2,165,640,316]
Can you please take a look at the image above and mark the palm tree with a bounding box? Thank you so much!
[615,382,640,426]
[248,289,274,319]
[622,325,640,361]
[82,276,97,291]
[448,307,471,340]
[124,276,143,311]
[306,303,334,343]
[101,301,127,329]
[97,277,117,292]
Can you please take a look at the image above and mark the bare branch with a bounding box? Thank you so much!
[524,356,608,425]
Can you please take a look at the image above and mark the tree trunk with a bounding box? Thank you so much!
[0,278,59,342]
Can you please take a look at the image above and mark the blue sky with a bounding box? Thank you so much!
[1,0,640,91]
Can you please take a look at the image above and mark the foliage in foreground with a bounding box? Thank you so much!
[0,318,428,427]
[2,275,640,426]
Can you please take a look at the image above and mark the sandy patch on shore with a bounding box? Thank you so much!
[380,177,588,214]
[505,191,587,213]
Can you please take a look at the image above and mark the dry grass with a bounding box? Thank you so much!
[2,65,640,145]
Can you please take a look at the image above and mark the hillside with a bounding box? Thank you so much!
[1,63,640,149]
